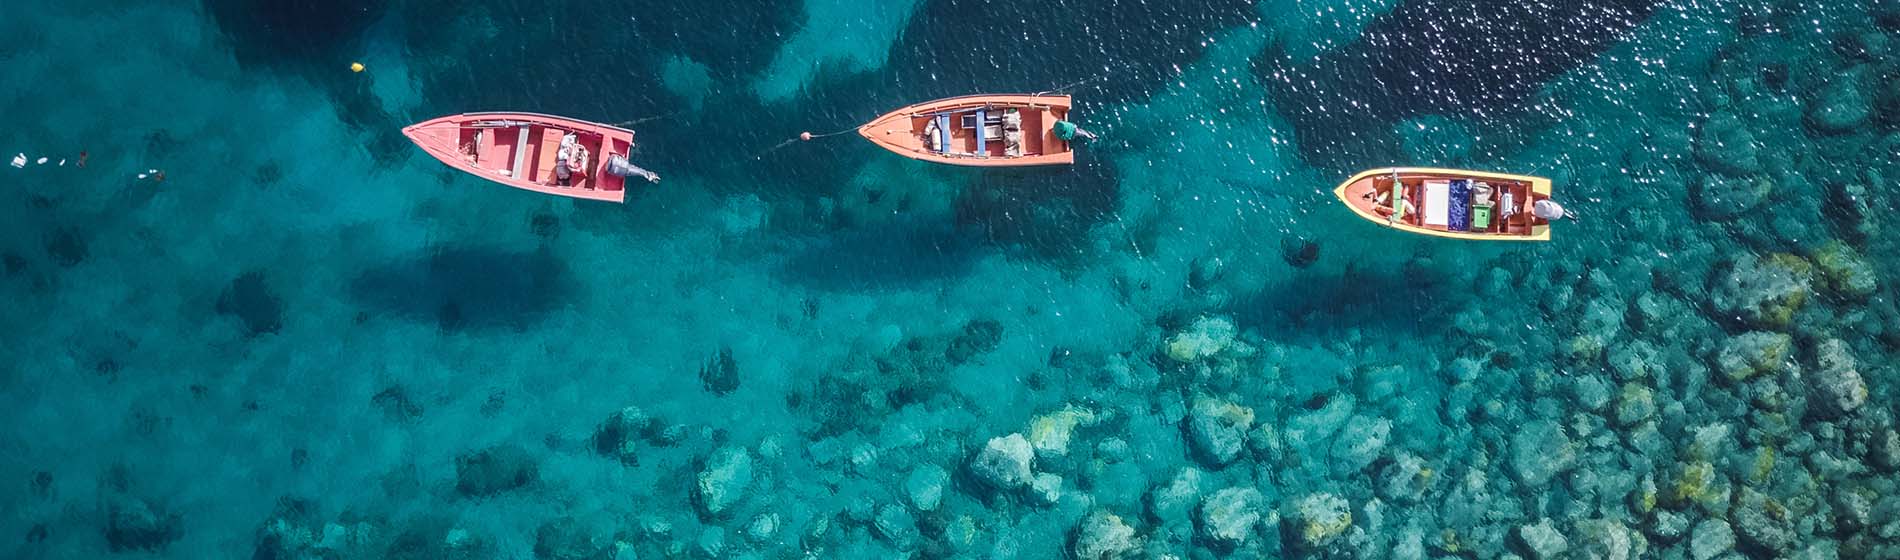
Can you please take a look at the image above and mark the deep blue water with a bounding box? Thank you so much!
[3,0,1899,558]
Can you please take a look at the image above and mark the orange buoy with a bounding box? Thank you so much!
[350,62,365,73]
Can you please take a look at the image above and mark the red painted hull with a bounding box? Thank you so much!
[402,112,636,203]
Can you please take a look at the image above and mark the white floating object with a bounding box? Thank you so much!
[36,157,48,165]
[9,154,24,168]
[58,159,65,166]
[137,173,148,179]
[148,168,158,174]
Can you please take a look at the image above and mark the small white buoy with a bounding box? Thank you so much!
[148,168,158,174]
[58,159,65,166]
[137,173,148,179]
[36,157,48,165]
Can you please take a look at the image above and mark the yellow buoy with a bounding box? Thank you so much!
[350,62,365,73]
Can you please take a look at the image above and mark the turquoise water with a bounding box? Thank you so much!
[3,0,1897,558]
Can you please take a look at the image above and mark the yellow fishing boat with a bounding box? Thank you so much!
[1334,167,1557,241]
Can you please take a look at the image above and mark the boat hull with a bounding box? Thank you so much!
[858,94,1074,167]
[1333,167,1553,241]
[402,112,636,203]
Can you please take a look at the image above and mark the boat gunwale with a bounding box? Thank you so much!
[1332,166,1553,242]
[455,111,635,135]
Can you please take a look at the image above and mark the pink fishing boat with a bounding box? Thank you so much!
[858,94,1079,167]
[403,112,656,203]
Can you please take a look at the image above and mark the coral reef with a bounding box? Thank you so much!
[1198,487,1265,547]
[1072,511,1140,559]
[1166,316,1238,363]
[1709,254,1812,329]
[970,433,1036,490]
[694,446,754,518]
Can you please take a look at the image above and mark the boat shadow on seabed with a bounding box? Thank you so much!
[349,245,569,331]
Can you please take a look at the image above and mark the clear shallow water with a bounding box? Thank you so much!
[2,0,1897,558]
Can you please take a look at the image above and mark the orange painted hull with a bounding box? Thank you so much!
[858,94,1074,167]
[403,112,637,203]
[1333,167,1554,241]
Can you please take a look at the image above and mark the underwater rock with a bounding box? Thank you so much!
[1806,67,1873,132]
[1027,404,1098,458]
[45,227,88,267]
[1072,511,1140,560]
[1574,519,1640,560]
[1733,489,1794,554]
[1329,415,1392,472]
[534,515,614,560]
[106,495,182,552]
[1832,489,1873,531]
[1198,487,1265,547]
[746,513,780,542]
[454,444,538,497]
[970,433,1035,490]
[1879,71,1900,120]
[1377,453,1433,503]
[1689,518,1736,560]
[1515,519,1569,560]
[1029,472,1064,505]
[696,527,725,557]
[698,346,739,395]
[872,504,918,550]
[1829,180,1881,243]
[1280,236,1321,269]
[218,270,286,336]
[1691,173,1774,221]
[1509,420,1577,488]
[1807,338,1868,416]
[694,446,753,518]
[904,465,948,511]
[1572,375,1613,412]
[1709,254,1812,330]
[1187,396,1255,466]
[1646,509,1690,544]
[1715,331,1793,382]
[1811,242,1878,299]
[1147,468,1205,524]
[1615,383,1657,426]
[1695,111,1763,176]
[592,406,653,466]
[1166,316,1237,363]
[944,318,1004,365]
[1288,492,1352,550]
[1188,255,1226,290]
[1607,341,1661,381]
[1867,428,1900,472]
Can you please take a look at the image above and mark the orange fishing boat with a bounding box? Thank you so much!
[858,94,1078,166]
[403,112,657,203]
[1334,167,1556,241]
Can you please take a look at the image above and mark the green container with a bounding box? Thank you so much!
[1471,205,1493,230]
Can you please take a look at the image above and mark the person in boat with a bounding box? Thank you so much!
[1532,198,1573,220]
[1052,120,1098,141]
[553,135,589,187]
[1368,187,1415,219]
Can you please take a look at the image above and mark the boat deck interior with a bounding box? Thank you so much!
[908,104,1064,159]
[1362,175,1544,235]
[457,124,626,193]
